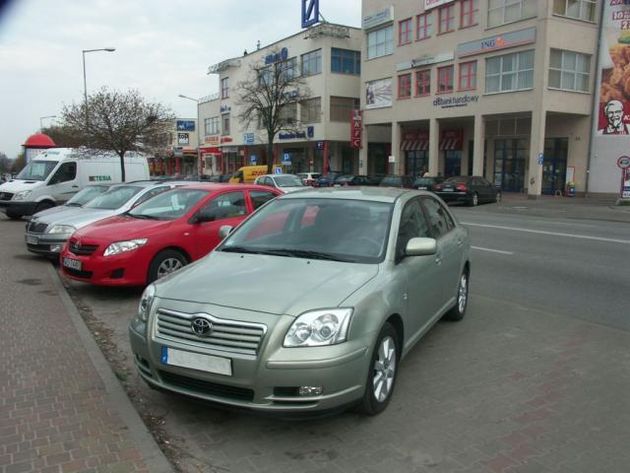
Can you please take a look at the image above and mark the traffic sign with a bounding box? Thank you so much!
[250,155,257,164]
[281,153,292,165]
[274,166,283,175]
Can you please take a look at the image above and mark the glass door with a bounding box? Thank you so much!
[542,138,568,195]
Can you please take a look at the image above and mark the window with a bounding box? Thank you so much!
[49,162,77,184]
[485,50,535,93]
[459,61,477,91]
[396,199,430,261]
[134,186,170,206]
[367,25,393,59]
[399,18,412,45]
[553,0,596,22]
[279,103,297,124]
[258,66,273,86]
[202,191,246,220]
[221,77,229,99]
[301,49,321,76]
[331,48,361,75]
[300,97,321,123]
[416,13,432,40]
[438,65,454,94]
[460,0,479,28]
[438,4,455,33]
[281,57,298,80]
[222,115,230,135]
[204,116,219,135]
[250,191,277,210]
[330,96,360,122]
[416,69,431,96]
[398,74,412,98]
[488,0,537,27]
[549,49,590,92]
[421,197,454,238]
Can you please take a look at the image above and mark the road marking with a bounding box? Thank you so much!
[462,222,630,245]
[471,246,514,255]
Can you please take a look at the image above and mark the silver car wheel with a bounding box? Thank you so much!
[458,272,468,314]
[157,257,183,278]
[373,335,397,402]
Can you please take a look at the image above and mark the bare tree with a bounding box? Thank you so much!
[60,87,174,181]
[0,152,11,174]
[40,125,88,148]
[237,51,311,172]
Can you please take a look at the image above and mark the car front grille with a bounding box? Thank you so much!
[63,267,93,279]
[158,370,254,402]
[0,192,14,200]
[27,221,48,233]
[68,239,99,256]
[155,308,266,357]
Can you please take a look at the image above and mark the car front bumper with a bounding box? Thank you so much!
[60,247,150,286]
[25,232,70,258]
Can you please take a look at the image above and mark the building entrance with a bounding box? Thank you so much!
[405,150,428,177]
[444,151,461,177]
[542,138,568,195]
[493,139,527,192]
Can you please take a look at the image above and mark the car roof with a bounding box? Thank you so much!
[163,183,279,192]
[278,186,426,203]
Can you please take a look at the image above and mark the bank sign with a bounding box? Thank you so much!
[457,27,536,57]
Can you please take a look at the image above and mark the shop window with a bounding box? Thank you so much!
[460,0,479,28]
[553,0,596,22]
[485,50,534,93]
[458,61,477,91]
[416,69,431,96]
[438,4,456,33]
[300,97,321,123]
[488,0,537,27]
[301,49,322,76]
[330,96,360,122]
[399,18,412,45]
[438,65,454,94]
[549,49,590,92]
[221,77,229,99]
[416,12,432,40]
[331,48,361,75]
[367,25,393,59]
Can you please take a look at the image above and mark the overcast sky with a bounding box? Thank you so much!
[0,0,362,159]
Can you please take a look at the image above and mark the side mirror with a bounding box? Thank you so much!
[219,225,233,239]
[405,237,437,256]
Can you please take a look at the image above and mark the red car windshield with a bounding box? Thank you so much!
[128,189,209,220]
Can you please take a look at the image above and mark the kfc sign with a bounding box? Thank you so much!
[424,0,455,10]
[351,110,362,149]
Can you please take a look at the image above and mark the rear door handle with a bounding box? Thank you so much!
[435,254,442,265]
[456,239,463,247]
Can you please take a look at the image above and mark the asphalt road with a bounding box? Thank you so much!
[3,204,630,473]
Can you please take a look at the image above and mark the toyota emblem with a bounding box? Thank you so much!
[191,318,213,337]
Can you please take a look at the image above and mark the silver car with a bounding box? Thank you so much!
[129,187,470,414]
[25,181,182,257]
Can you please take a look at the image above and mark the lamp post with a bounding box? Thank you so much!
[82,48,116,130]
[178,94,202,177]
[39,115,57,131]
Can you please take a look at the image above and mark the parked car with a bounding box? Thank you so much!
[254,174,306,193]
[333,175,377,186]
[413,176,445,191]
[314,171,344,187]
[432,176,501,206]
[27,184,112,220]
[379,175,415,189]
[228,165,268,184]
[296,172,321,186]
[129,187,471,414]
[25,181,184,258]
[59,184,282,286]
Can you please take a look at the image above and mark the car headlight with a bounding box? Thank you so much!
[137,284,156,322]
[13,190,32,200]
[48,224,75,234]
[103,238,148,256]
[284,308,353,347]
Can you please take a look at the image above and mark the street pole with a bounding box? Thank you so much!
[81,48,116,132]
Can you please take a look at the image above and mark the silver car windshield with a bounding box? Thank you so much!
[65,185,109,207]
[16,160,57,181]
[128,189,208,220]
[220,198,393,264]
[83,185,143,210]
[274,175,304,187]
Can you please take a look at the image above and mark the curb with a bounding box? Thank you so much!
[48,265,174,473]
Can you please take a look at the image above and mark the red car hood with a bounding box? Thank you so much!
[71,215,173,243]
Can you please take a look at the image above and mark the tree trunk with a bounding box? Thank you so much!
[266,133,275,174]
[118,153,126,182]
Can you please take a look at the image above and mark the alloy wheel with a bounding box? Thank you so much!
[458,272,468,313]
[157,258,184,278]
[372,335,397,402]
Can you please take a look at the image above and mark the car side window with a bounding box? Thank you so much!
[421,197,454,238]
[250,191,276,210]
[48,162,77,185]
[135,186,169,206]
[396,199,430,261]
[200,191,247,220]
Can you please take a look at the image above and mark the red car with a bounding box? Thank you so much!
[60,184,281,286]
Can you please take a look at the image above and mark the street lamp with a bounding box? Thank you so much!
[39,115,57,131]
[82,48,116,130]
[178,94,202,177]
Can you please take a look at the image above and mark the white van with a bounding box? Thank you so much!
[0,148,149,219]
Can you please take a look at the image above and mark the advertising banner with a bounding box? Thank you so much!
[598,1,630,135]
[351,109,362,149]
[365,78,392,109]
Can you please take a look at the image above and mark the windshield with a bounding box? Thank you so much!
[444,177,468,184]
[219,198,393,264]
[274,175,304,187]
[16,160,57,181]
[128,189,208,220]
[84,185,143,210]
[65,185,109,206]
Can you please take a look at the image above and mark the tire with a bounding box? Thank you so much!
[468,192,479,207]
[359,323,399,416]
[5,209,22,220]
[35,201,54,213]
[147,250,187,284]
[444,269,469,321]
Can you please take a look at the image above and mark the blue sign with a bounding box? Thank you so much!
[176,120,195,132]
[301,0,320,28]
[316,141,324,150]
[537,153,544,165]
[274,167,283,175]
[282,153,292,165]
[278,131,306,140]
[307,126,314,138]
[244,133,255,144]
[265,48,289,65]
[250,155,257,164]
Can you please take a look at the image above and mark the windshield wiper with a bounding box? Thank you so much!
[252,248,351,262]
[220,246,269,255]
[128,214,161,220]
[66,203,82,207]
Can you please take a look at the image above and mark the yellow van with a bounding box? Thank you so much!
[229,165,268,184]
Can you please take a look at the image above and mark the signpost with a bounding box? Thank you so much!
[617,155,630,200]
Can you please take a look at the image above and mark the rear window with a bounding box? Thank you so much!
[445,177,468,183]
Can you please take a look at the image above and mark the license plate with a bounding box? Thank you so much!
[442,188,454,192]
[26,235,38,245]
[161,346,232,376]
[417,186,428,190]
[62,257,82,271]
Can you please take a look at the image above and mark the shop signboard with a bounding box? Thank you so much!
[177,133,189,145]
[302,0,320,28]
[205,135,220,146]
[362,6,393,29]
[176,120,195,132]
[424,0,455,10]
[433,94,479,109]
[456,27,536,58]
[366,78,392,109]
[351,109,362,149]
[243,133,255,144]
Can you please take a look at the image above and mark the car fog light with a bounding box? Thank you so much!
[50,244,62,253]
[298,386,323,397]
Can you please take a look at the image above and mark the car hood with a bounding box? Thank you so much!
[0,180,43,193]
[31,205,79,220]
[156,251,379,316]
[72,214,173,241]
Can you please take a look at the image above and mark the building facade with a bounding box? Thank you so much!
[198,23,363,177]
[359,0,603,197]
[148,118,199,177]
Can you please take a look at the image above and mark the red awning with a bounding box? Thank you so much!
[401,140,429,151]
[439,138,462,150]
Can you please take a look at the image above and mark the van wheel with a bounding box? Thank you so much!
[35,201,54,213]
[5,209,22,220]
[148,250,187,283]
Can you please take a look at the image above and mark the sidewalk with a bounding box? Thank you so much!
[0,217,172,473]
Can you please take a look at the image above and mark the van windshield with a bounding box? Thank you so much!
[84,185,143,210]
[16,161,57,181]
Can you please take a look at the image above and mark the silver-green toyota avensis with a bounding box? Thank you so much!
[129,187,471,415]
